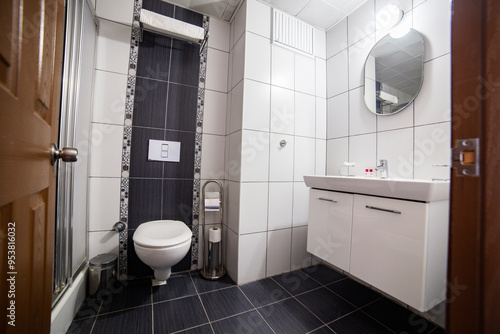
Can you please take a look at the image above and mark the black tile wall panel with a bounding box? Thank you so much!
[129,127,164,178]
[169,40,200,87]
[166,83,198,132]
[163,130,195,178]
[142,0,174,17]
[162,179,194,224]
[174,6,204,27]
[137,32,172,81]
[128,179,162,229]
[172,247,192,272]
[133,77,168,128]
[127,230,154,278]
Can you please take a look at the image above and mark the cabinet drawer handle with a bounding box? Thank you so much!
[317,197,337,203]
[365,205,401,214]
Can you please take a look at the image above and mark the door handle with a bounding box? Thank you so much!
[51,143,78,165]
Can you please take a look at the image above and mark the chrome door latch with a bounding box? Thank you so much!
[451,138,480,176]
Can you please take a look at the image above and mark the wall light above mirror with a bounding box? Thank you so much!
[364,28,425,115]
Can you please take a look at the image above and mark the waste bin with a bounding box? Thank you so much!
[88,254,117,297]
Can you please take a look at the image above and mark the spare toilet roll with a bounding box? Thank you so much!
[208,227,221,243]
[205,192,220,211]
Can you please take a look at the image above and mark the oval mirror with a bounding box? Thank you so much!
[364,28,425,115]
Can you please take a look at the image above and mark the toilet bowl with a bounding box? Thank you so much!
[133,220,192,281]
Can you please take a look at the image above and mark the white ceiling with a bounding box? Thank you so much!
[164,0,368,30]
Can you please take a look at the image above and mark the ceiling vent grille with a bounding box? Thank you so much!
[272,9,314,56]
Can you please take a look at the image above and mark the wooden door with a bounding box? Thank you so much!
[0,0,65,333]
[447,0,500,332]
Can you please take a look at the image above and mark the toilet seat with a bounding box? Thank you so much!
[133,220,192,248]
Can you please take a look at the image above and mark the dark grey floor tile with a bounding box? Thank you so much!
[430,326,445,334]
[73,297,101,320]
[191,272,235,293]
[200,286,254,321]
[301,265,345,285]
[154,295,209,333]
[98,279,151,314]
[66,316,95,334]
[259,298,323,334]
[309,325,335,333]
[177,324,214,334]
[362,298,436,334]
[92,306,152,334]
[296,287,356,323]
[153,272,197,303]
[327,278,381,308]
[329,310,393,334]
[240,277,291,307]
[212,310,274,334]
[273,270,322,296]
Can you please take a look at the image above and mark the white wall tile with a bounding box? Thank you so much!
[89,123,123,177]
[268,182,293,230]
[208,18,230,52]
[292,181,309,227]
[88,177,121,231]
[269,133,294,181]
[327,92,349,139]
[316,97,327,139]
[245,33,271,84]
[227,181,241,233]
[327,50,348,98]
[349,87,377,135]
[348,34,375,90]
[349,134,377,176]
[327,137,349,175]
[201,134,226,180]
[271,86,295,135]
[239,182,269,234]
[414,54,451,126]
[241,130,270,182]
[271,46,295,90]
[95,19,131,75]
[295,92,316,138]
[204,90,227,135]
[315,58,327,98]
[88,231,118,259]
[294,137,315,181]
[377,128,414,179]
[377,103,414,132]
[347,0,375,46]
[314,28,327,59]
[229,80,244,133]
[246,0,271,38]
[96,0,134,26]
[228,131,242,181]
[92,70,127,125]
[232,35,245,88]
[326,18,347,58]
[228,48,234,91]
[315,139,326,175]
[295,54,315,95]
[206,48,229,93]
[238,232,267,283]
[413,0,451,62]
[231,0,247,49]
[291,226,312,270]
[414,122,451,180]
[242,80,270,131]
[226,228,239,282]
[267,229,292,276]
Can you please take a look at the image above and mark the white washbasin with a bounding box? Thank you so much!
[303,175,450,202]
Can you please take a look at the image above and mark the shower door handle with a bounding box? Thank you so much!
[51,143,78,165]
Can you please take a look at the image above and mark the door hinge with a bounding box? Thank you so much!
[451,138,480,176]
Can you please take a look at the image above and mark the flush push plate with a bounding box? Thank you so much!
[148,139,181,162]
[451,138,480,176]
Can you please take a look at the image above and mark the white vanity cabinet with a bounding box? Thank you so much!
[306,186,449,312]
[307,189,353,272]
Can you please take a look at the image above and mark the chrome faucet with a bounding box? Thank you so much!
[377,159,388,179]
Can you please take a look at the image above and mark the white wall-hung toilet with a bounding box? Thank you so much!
[133,220,192,282]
